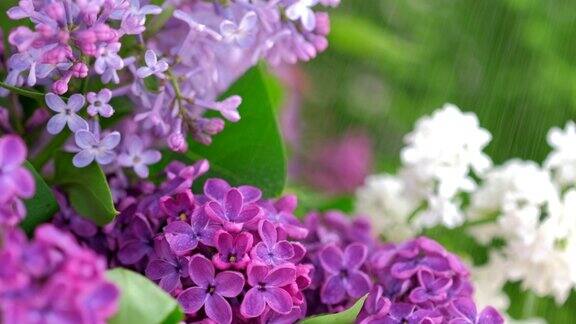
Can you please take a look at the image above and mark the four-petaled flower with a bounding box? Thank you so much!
[286,0,319,31]
[0,135,34,204]
[408,270,452,304]
[164,209,218,254]
[220,11,258,47]
[145,239,190,294]
[159,190,196,221]
[213,230,253,270]
[240,264,296,318]
[252,220,294,266]
[204,178,261,204]
[72,130,121,168]
[118,136,161,178]
[118,214,156,265]
[357,285,392,324]
[87,89,114,118]
[45,93,88,135]
[319,242,372,304]
[205,186,261,232]
[137,50,169,79]
[448,298,504,324]
[177,255,245,324]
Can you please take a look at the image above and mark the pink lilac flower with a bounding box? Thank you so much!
[213,230,253,270]
[73,129,121,167]
[45,93,88,135]
[0,135,34,227]
[0,225,119,324]
[87,89,115,118]
[117,136,161,178]
[178,255,245,324]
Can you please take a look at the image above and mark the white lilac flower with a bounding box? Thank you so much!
[220,11,259,47]
[355,174,419,242]
[136,50,169,79]
[73,130,121,168]
[286,0,319,31]
[544,121,576,187]
[45,93,88,135]
[118,136,161,178]
[87,89,114,118]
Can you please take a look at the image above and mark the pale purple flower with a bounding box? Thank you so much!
[0,135,34,204]
[94,42,124,84]
[195,96,242,122]
[286,0,319,31]
[240,264,296,318]
[45,93,88,135]
[252,220,295,266]
[163,209,218,254]
[119,1,162,35]
[136,50,169,79]
[205,187,262,232]
[213,230,253,270]
[118,136,161,178]
[319,243,372,305]
[220,11,259,47]
[177,255,244,324]
[73,130,121,168]
[87,89,114,118]
[448,298,504,324]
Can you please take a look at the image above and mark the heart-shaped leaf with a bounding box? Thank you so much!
[54,153,118,225]
[20,161,59,233]
[106,268,183,324]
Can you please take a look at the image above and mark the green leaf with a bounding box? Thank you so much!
[155,66,287,197]
[20,161,59,233]
[302,296,365,324]
[54,153,118,225]
[106,268,183,324]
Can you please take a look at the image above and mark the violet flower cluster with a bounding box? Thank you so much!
[0,224,119,323]
[53,160,313,323]
[0,135,35,227]
[2,0,337,178]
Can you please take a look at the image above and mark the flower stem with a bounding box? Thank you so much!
[522,292,537,318]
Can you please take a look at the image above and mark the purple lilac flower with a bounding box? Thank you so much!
[87,89,115,118]
[0,135,35,226]
[252,219,295,266]
[0,225,119,324]
[117,136,161,178]
[448,298,504,324]
[240,264,297,318]
[213,230,253,270]
[145,239,190,294]
[164,209,218,254]
[178,255,245,324]
[205,186,261,232]
[159,189,196,221]
[73,130,121,167]
[319,243,372,305]
[45,93,88,135]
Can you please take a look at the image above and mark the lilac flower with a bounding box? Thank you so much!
[220,11,259,47]
[259,195,309,239]
[409,270,452,304]
[205,187,261,232]
[213,230,253,270]
[204,178,262,204]
[448,298,504,324]
[0,135,34,204]
[319,243,372,305]
[286,0,320,31]
[195,96,243,122]
[118,1,162,35]
[240,264,296,318]
[52,190,98,238]
[118,136,161,178]
[177,255,244,324]
[118,214,156,265]
[94,42,125,84]
[87,89,115,118]
[45,93,88,135]
[159,190,196,221]
[146,239,190,294]
[252,220,295,266]
[137,50,169,79]
[73,130,121,168]
[356,285,391,324]
[163,209,218,254]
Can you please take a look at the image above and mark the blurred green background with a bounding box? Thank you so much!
[292,0,576,322]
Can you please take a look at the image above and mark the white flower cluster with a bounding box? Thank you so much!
[356,105,576,304]
[356,103,492,240]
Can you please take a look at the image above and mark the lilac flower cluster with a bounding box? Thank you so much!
[0,224,119,323]
[0,135,35,227]
[356,237,504,323]
[53,160,313,323]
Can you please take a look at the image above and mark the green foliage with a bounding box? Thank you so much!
[20,161,59,234]
[155,66,287,198]
[54,153,118,225]
[106,268,184,324]
[302,296,365,324]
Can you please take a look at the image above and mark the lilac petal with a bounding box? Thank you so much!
[159,272,181,293]
[390,261,419,279]
[254,243,272,263]
[344,243,368,269]
[136,67,153,79]
[95,150,116,165]
[205,294,233,324]
[263,287,293,315]
[144,50,158,67]
[102,131,121,149]
[75,130,98,149]
[235,232,253,254]
[189,255,215,287]
[274,241,295,260]
[142,150,161,164]
[0,135,26,168]
[73,150,95,168]
[68,94,86,111]
[118,240,149,264]
[429,277,452,292]
[12,168,34,198]
[47,114,67,134]
[238,185,261,203]
[224,189,243,218]
[451,298,477,321]
[165,223,197,254]
[216,230,233,252]
[321,275,346,305]
[134,164,149,178]
[67,114,89,132]
[425,256,451,272]
[178,287,207,314]
[241,288,266,318]
[205,201,226,221]
[259,219,277,247]
[345,270,372,298]
[205,178,230,201]
[319,245,343,274]
[390,303,416,319]
[235,205,260,223]
[45,93,66,112]
[408,287,430,304]
[265,265,296,287]
[478,306,504,324]
[83,282,119,318]
[214,271,244,297]
[145,259,175,280]
[247,264,268,286]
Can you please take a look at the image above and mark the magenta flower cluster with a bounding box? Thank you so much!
[0,135,35,226]
[0,224,119,324]
[53,160,313,323]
